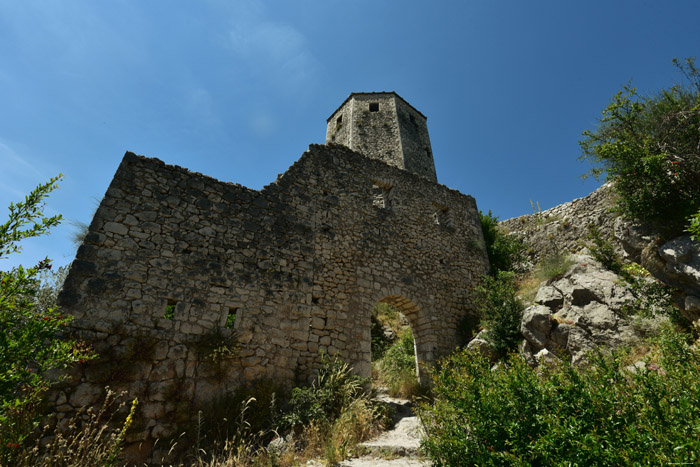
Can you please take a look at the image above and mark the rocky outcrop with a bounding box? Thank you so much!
[503,182,700,365]
[639,234,700,323]
[500,184,621,267]
[520,254,665,365]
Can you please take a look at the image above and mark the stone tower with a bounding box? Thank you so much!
[325,92,437,182]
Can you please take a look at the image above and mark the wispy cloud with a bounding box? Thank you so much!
[186,88,222,126]
[224,1,321,94]
[0,140,50,200]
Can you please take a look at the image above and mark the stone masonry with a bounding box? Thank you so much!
[326,92,437,182]
[55,93,489,459]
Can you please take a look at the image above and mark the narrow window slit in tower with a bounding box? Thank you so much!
[336,115,342,124]
[225,307,239,329]
[369,102,379,112]
[410,114,416,124]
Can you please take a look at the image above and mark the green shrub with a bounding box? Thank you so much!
[479,210,526,275]
[474,272,524,357]
[687,209,700,241]
[420,329,700,465]
[283,354,368,429]
[579,58,700,235]
[0,176,93,463]
[537,253,573,281]
[375,332,420,398]
[585,224,624,274]
[370,302,405,361]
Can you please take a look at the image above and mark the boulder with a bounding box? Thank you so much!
[521,254,646,365]
[684,295,700,322]
[649,235,700,297]
[466,330,499,362]
[613,216,654,262]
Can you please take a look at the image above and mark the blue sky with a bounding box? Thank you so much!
[2,0,699,269]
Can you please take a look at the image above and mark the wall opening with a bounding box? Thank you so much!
[370,300,421,397]
[369,102,379,112]
[164,300,177,320]
[225,307,238,329]
[371,179,393,210]
[432,202,453,229]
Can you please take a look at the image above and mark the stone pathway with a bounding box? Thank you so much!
[338,394,432,466]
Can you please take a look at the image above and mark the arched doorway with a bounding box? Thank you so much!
[368,294,434,388]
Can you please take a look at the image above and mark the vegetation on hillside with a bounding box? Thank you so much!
[479,210,526,276]
[579,57,700,236]
[419,57,700,467]
[0,176,98,465]
[420,328,700,465]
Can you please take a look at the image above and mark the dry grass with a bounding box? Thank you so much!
[13,388,136,467]
[518,253,574,305]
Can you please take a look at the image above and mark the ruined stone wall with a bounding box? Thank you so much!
[55,143,488,458]
[396,97,436,182]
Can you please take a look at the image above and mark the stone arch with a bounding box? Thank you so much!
[358,287,438,386]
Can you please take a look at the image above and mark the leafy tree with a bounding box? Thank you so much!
[579,58,700,235]
[479,210,525,275]
[0,176,91,462]
[474,271,523,357]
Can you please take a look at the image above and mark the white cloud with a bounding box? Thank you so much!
[224,2,321,94]
[187,88,222,126]
[249,110,277,137]
[0,140,51,201]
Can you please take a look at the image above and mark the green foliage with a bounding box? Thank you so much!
[196,379,284,452]
[283,354,368,429]
[33,265,69,316]
[164,303,175,320]
[420,329,700,465]
[537,253,573,281]
[479,210,525,275]
[474,272,524,357]
[623,276,684,325]
[0,176,93,463]
[0,176,63,259]
[579,58,700,235]
[687,209,700,241]
[370,315,392,360]
[375,332,420,398]
[370,303,404,360]
[585,224,624,274]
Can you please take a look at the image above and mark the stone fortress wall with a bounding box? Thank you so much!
[54,93,489,458]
